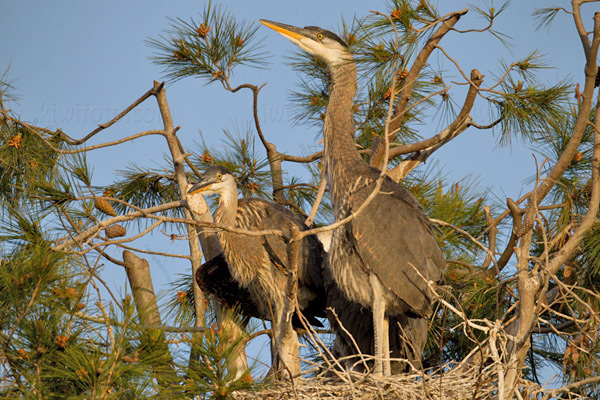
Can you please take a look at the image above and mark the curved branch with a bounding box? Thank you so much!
[227,82,269,149]
[74,221,163,255]
[56,83,162,145]
[370,8,469,168]
[226,81,285,201]
[572,0,594,59]
[545,91,600,276]
[52,200,185,251]
[387,69,482,159]
[517,12,600,237]
[387,70,484,181]
[549,375,600,396]
[305,174,327,227]
[281,151,324,163]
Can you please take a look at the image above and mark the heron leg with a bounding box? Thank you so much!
[267,320,280,377]
[370,274,385,376]
[382,315,391,375]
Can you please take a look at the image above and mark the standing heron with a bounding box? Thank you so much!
[187,165,327,332]
[260,20,445,376]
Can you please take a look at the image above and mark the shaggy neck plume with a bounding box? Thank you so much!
[214,185,238,228]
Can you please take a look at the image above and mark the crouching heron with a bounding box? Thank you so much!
[187,166,327,350]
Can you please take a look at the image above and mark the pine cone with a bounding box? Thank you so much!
[94,197,117,217]
[106,224,126,238]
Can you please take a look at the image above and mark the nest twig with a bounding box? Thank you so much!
[232,363,498,400]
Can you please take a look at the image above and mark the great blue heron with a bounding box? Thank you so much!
[187,165,327,330]
[261,20,445,376]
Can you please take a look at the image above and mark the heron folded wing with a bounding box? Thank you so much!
[348,181,445,317]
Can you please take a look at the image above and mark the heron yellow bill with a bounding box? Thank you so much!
[188,183,212,195]
[259,19,304,41]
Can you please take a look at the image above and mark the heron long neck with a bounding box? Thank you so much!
[324,59,366,208]
[214,187,238,228]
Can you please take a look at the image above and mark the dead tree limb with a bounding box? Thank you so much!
[502,51,600,400]
[516,9,600,238]
[370,9,469,168]
[122,250,178,392]
[389,69,483,181]
[277,224,302,378]
[226,82,285,202]
[152,81,235,374]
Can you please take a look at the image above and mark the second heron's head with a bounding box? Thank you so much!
[188,166,236,197]
[260,19,351,66]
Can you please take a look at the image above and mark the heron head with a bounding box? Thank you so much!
[188,166,236,197]
[260,19,351,66]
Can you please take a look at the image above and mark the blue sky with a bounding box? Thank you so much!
[1,1,587,191]
[1,0,594,379]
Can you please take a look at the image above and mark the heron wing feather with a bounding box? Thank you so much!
[347,176,444,317]
[238,198,327,319]
[237,198,307,276]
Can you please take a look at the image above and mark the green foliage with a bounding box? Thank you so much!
[110,164,181,216]
[0,222,97,398]
[0,120,63,205]
[370,0,440,40]
[0,205,46,246]
[147,2,268,84]
[482,52,573,145]
[532,7,563,30]
[182,321,257,399]
[494,79,571,145]
[469,1,512,44]
[164,272,199,328]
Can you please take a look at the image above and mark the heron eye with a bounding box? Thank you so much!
[217,173,222,180]
[317,33,323,40]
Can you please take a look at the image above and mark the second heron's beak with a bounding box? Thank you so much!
[188,181,213,195]
[259,19,307,41]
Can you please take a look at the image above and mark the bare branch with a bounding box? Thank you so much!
[388,69,483,159]
[276,224,302,377]
[481,206,498,270]
[305,174,327,227]
[225,81,286,201]
[370,8,469,168]
[517,11,600,237]
[389,69,483,180]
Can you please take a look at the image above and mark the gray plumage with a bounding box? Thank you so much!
[261,20,445,375]
[188,166,327,328]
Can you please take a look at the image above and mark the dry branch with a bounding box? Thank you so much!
[517,10,600,237]
[370,9,469,168]
[276,224,302,378]
[389,69,483,181]
[122,250,178,391]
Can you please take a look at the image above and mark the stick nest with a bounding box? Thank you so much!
[232,364,502,400]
